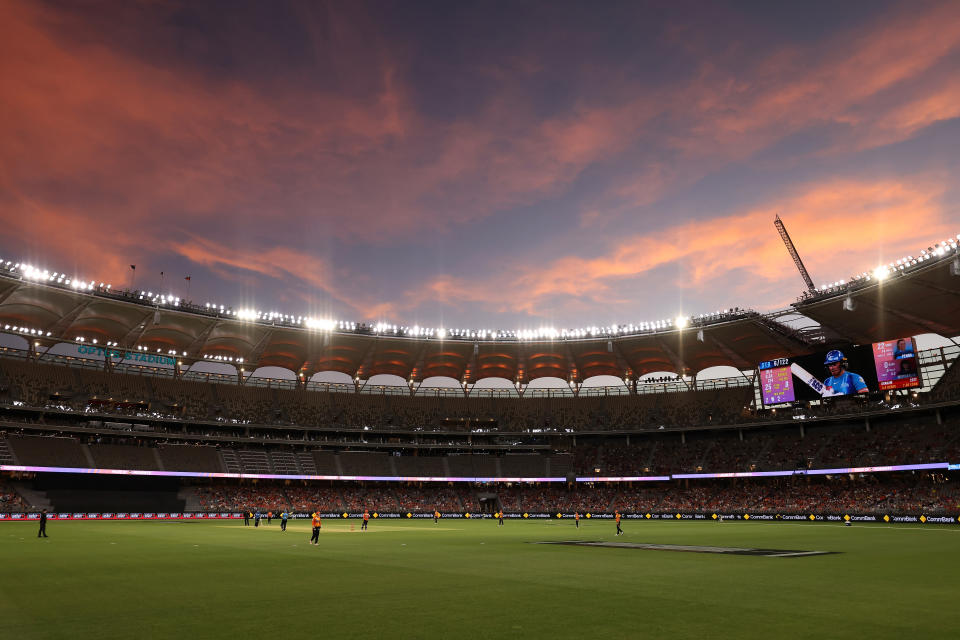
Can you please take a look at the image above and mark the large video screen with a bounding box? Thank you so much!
[758,358,795,405]
[790,346,876,399]
[872,337,921,390]
[759,338,923,404]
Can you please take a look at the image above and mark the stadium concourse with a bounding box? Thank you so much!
[1,240,960,519]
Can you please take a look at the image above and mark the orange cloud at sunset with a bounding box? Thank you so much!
[1,0,958,328]
[408,178,953,320]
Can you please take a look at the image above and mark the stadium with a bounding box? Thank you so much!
[5,1,960,638]
[2,231,960,637]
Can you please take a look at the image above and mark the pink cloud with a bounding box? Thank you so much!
[2,0,959,330]
[401,177,953,319]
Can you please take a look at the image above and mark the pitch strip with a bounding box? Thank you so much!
[531,541,835,557]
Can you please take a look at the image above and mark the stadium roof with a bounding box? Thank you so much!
[794,255,960,345]
[0,252,958,382]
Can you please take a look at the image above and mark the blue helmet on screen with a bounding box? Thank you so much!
[824,350,847,367]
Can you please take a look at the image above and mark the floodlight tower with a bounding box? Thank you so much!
[774,214,817,296]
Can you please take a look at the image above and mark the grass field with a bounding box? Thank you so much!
[3,518,959,639]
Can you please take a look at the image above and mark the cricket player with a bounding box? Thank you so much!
[822,350,868,396]
[310,511,321,545]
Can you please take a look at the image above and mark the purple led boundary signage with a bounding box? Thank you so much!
[672,470,801,479]
[804,462,947,475]
[672,462,948,480]
[1,462,950,482]
[576,475,671,482]
[0,465,566,483]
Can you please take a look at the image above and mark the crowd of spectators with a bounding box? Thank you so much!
[198,482,471,513]
[0,356,760,432]
[2,473,957,514]
[613,475,960,515]
[4,413,960,477]
[0,479,28,511]
[586,419,960,475]
[176,475,960,515]
[194,482,288,513]
[3,352,959,439]
[497,484,620,512]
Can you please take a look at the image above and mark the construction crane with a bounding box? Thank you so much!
[774,214,817,295]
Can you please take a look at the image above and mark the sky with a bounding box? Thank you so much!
[2,0,959,334]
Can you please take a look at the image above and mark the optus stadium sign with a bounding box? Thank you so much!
[76,345,177,366]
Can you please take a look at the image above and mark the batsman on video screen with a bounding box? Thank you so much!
[822,350,868,395]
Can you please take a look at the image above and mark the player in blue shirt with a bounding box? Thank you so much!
[822,350,868,396]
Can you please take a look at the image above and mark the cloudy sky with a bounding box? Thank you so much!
[2,0,959,332]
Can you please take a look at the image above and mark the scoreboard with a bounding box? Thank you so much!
[758,358,795,405]
[757,338,921,404]
[872,337,921,391]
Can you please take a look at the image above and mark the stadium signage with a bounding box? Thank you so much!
[76,345,176,366]
[0,511,956,523]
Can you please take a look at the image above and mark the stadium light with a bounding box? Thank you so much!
[3,241,937,345]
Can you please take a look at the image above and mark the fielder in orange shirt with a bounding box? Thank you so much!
[615,511,623,536]
[310,511,322,545]
[361,509,369,531]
